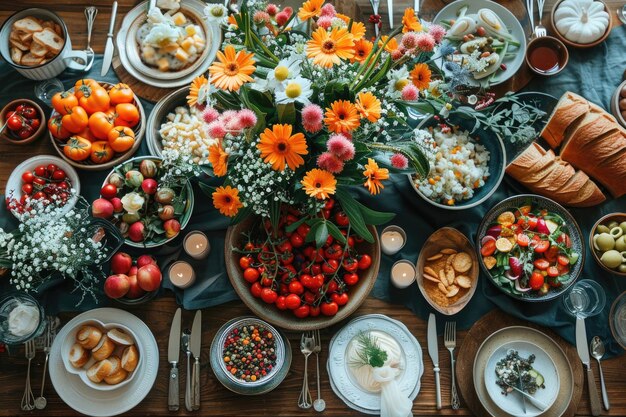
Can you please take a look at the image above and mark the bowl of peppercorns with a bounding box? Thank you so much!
[210,316,291,395]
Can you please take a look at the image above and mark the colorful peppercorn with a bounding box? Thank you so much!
[223,324,277,382]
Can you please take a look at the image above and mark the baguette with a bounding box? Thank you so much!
[92,335,115,361]
[121,345,139,372]
[33,28,63,54]
[13,17,42,34]
[505,142,545,178]
[77,325,102,350]
[30,41,48,57]
[10,47,23,64]
[568,179,606,207]
[542,159,575,192]
[69,343,89,368]
[9,38,30,52]
[104,369,128,385]
[552,170,590,201]
[540,92,589,149]
[87,360,112,383]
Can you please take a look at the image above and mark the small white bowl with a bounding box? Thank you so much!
[5,155,80,218]
[61,319,143,391]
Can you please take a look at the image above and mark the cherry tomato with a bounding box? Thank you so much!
[243,267,260,283]
[303,291,316,305]
[239,256,252,269]
[288,280,304,295]
[481,240,496,256]
[342,257,358,272]
[516,233,530,247]
[325,244,343,260]
[557,255,570,266]
[357,254,372,270]
[260,288,278,304]
[322,209,331,219]
[309,305,321,317]
[275,296,287,310]
[34,165,47,177]
[311,264,322,275]
[58,181,70,190]
[533,258,550,270]
[293,305,310,318]
[335,211,350,227]
[244,242,255,251]
[33,177,46,186]
[17,126,33,139]
[100,184,118,199]
[557,233,571,248]
[297,224,311,237]
[7,114,23,131]
[21,183,33,194]
[532,239,550,253]
[547,266,559,277]
[51,169,66,181]
[27,118,40,130]
[46,164,58,175]
[544,246,559,263]
[529,271,545,291]
[290,233,304,248]
[320,301,339,316]
[250,282,263,298]
[285,293,301,310]
[331,292,349,306]
[277,240,293,253]
[324,199,335,210]
[261,276,273,287]
[21,171,34,183]
[557,263,570,275]
[20,105,37,119]
[326,280,338,294]
[343,273,359,285]
[32,191,46,200]
[322,259,339,274]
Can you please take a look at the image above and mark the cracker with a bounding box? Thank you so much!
[483,256,496,270]
[424,266,438,277]
[423,273,440,283]
[446,285,459,297]
[440,248,457,255]
[455,275,472,289]
[445,266,455,286]
[452,252,472,273]
[438,282,448,294]
[427,253,443,261]
[446,254,456,268]
[438,269,446,283]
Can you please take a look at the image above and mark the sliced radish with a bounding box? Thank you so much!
[515,279,532,292]
[486,225,502,239]
[505,270,519,280]
[481,235,496,246]
[536,218,550,235]
[509,256,522,277]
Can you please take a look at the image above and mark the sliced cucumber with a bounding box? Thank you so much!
[530,368,544,386]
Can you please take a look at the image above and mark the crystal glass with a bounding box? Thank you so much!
[34,78,65,108]
[562,279,606,318]
[0,292,46,345]
[618,5,626,25]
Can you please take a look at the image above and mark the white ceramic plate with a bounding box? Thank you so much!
[433,0,527,86]
[49,308,158,417]
[327,314,423,414]
[484,341,559,417]
[116,0,221,89]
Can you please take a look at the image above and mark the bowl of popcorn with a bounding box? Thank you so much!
[146,87,215,162]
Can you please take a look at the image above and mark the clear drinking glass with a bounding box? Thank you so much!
[0,292,46,345]
[562,279,606,318]
[34,78,65,108]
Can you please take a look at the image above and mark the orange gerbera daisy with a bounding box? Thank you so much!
[187,75,207,107]
[378,35,399,53]
[349,21,366,41]
[306,27,355,68]
[335,13,351,24]
[324,100,361,133]
[298,0,324,20]
[301,169,337,200]
[228,14,238,27]
[257,124,308,171]
[363,158,389,195]
[355,92,381,122]
[410,63,432,90]
[209,45,256,92]
[212,186,243,217]
[351,39,373,63]
[402,8,422,33]
[208,143,228,177]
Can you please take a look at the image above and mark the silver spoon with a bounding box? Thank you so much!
[618,5,626,24]
[82,7,97,72]
[181,329,193,412]
[590,336,610,411]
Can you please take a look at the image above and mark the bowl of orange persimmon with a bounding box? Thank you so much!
[48,80,146,171]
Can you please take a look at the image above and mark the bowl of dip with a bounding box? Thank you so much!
[525,36,569,76]
[0,292,46,344]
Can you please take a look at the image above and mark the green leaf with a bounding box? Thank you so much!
[326,222,347,244]
[198,182,214,197]
[356,202,395,225]
[285,217,307,233]
[269,200,281,234]
[335,188,373,243]
[277,103,296,124]
[306,222,322,243]
[230,205,253,225]
[315,222,329,248]
[199,165,214,177]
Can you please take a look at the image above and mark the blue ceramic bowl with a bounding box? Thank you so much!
[408,115,506,210]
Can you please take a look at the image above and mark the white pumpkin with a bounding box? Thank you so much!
[554,0,610,44]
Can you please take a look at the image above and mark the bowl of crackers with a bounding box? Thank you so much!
[416,227,479,315]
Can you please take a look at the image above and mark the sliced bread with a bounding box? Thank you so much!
[32,28,63,54]
[540,92,589,149]
[13,17,42,34]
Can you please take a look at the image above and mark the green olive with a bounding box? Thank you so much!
[601,250,622,269]
[611,227,624,239]
[594,233,615,252]
[616,236,626,252]
[620,221,626,234]
[597,224,610,234]
[619,264,626,273]
[608,221,620,230]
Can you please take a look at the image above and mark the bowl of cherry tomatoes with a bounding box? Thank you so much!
[5,155,80,217]
[48,79,145,171]
[0,99,45,145]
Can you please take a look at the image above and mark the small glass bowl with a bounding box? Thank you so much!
[0,292,47,345]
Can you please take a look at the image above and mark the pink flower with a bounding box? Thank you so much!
[327,134,355,161]
[283,7,293,17]
[320,3,336,17]
[275,11,289,26]
[225,118,242,133]
[202,107,220,124]
[266,3,278,16]
[317,152,344,174]
[391,48,404,60]
[207,121,226,139]
[253,11,270,25]
[220,110,238,124]
[317,16,333,29]
[401,84,419,101]
[401,32,418,49]
[303,120,322,133]
[237,109,257,129]
[390,153,409,169]
[302,104,323,125]
[428,24,446,43]
[416,33,435,52]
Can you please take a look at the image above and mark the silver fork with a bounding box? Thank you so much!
[21,340,36,411]
[83,7,98,71]
[298,332,315,409]
[34,318,53,410]
[534,0,547,37]
[444,322,460,410]
[525,0,534,38]
[312,329,325,412]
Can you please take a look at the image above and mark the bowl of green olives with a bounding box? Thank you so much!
[590,213,626,276]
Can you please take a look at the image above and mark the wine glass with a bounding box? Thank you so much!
[34,78,65,108]
[618,5,626,24]
[562,279,606,318]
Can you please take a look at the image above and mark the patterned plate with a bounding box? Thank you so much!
[49,308,159,417]
[327,314,423,414]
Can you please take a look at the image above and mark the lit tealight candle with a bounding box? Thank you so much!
[391,260,416,289]
[380,226,407,255]
[183,231,210,260]
[168,261,196,289]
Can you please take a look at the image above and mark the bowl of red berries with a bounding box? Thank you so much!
[0,99,45,145]
[5,155,80,216]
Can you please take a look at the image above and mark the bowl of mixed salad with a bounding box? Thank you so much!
[476,195,584,301]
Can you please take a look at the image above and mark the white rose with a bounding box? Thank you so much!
[121,192,145,214]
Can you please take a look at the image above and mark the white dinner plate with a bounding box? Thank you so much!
[327,314,423,414]
[433,0,527,87]
[484,341,560,417]
[115,0,221,89]
[49,308,159,417]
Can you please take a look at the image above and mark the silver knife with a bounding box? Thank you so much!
[190,310,202,410]
[387,0,393,29]
[576,317,601,417]
[427,313,441,410]
[168,308,182,411]
[101,1,118,77]
[414,0,420,16]
[515,360,527,414]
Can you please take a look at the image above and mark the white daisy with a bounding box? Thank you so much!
[386,67,411,98]
[204,4,228,25]
[267,56,302,91]
[275,77,313,105]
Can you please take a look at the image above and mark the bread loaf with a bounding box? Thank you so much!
[121,345,139,372]
[87,360,113,383]
[540,92,589,148]
[69,343,89,368]
[77,325,102,350]
[92,334,115,361]
[104,369,128,385]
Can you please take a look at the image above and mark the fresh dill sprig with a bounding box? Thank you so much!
[349,331,388,368]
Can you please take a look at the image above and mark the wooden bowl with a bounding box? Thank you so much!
[525,35,569,76]
[0,99,45,145]
[224,216,381,331]
[416,227,479,315]
[589,212,626,277]
[551,0,612,49]
[610,80,626,128]
[48,81,145,171]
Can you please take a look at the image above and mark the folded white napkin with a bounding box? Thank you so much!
[373,366,413,417]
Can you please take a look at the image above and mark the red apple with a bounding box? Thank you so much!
[125,273,146,299]
[141,178,158,195]
[163,219,181,239]
[104,274,130,299]
[111,197,123,213]
[137,264,162,292]
[128,221,145,242]
[100,184,118,199]
[136,255,157,268]
[128,266,138,276]
[92,198,114,219]
[110,252,132,274]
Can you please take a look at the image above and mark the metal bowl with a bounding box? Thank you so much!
[209,316,291,395]
[145,87,188,157]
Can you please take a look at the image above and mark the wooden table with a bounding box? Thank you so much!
[0,297,625,416]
